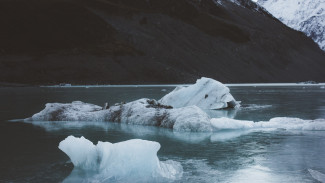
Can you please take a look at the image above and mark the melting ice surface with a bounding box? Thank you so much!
[59,136,182,182]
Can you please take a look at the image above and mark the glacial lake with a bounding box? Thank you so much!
[0,85,325,182]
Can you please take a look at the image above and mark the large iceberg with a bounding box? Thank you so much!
[25,77,325,132]
[26,99,213,132]
[25,77,240,131]
[25,100,325,132]
[159,77,239,109]
[59,136,182,182]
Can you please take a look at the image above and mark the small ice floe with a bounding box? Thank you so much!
[308,169,325,183]
[211,117,325,131]
[159,77,240,110]
[59,136,183,182]
[320,86,325,89]
[161,89,167,92]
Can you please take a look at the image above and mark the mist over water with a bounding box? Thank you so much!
[1,85,325,182]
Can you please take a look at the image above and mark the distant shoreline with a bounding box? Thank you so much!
[40,83,325,88]
[2,82,325,88]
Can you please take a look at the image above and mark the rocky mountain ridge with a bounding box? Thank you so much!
[0,0,324,84]
[257,0,325,51]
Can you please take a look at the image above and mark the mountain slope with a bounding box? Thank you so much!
[0,0,325,85]
[257,0,325,51]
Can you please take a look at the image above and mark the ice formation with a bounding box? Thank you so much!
[26,99,213,132]
[25,77,242,131]
[159,77,239,110]
[26,77,325,132]
[26,100,325,132]
[211,117,325,131]
[59,136,183,181]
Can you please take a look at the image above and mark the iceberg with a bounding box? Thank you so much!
[25,77,241,132]
[25,77,325,132]
[59,136,183,181]
[159,77,239,109]
[26,99,213,132]
[25,100,325,132]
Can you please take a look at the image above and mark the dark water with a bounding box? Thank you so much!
[0,85,325,182]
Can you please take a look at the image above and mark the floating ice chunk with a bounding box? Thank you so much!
[308,169,325,183]
[26,101,325,132]
[59,136,183,181]
[26,99,213,132]
[211,117,325,131]
[265,118,325,131]
[159,77,240,110]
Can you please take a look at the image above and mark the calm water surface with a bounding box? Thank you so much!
[0,85,325,182]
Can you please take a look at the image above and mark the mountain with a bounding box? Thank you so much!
[257,0,325,51]
[0,0,325,85]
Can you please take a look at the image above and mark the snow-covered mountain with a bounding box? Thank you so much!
[256,0,325,51]
[214,0,268,14]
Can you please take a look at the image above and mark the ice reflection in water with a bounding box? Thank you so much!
[27,120,256,143]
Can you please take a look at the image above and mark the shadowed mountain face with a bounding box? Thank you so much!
[0,0,325,85]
